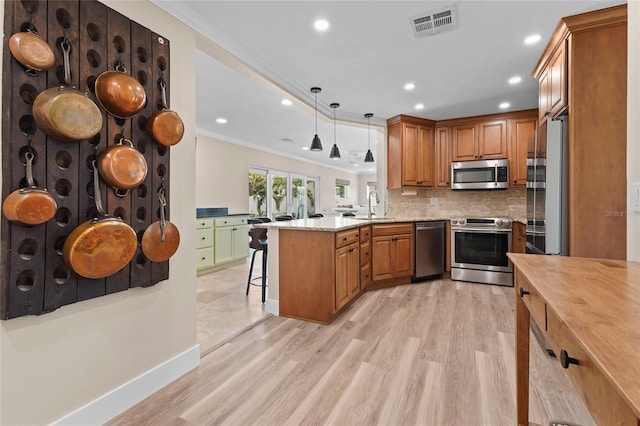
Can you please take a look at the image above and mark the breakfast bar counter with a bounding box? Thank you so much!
[508,253,640,426]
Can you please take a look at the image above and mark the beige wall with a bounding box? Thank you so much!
[628,1,640,260]
[0,1,198,424]
[195,134,362,214]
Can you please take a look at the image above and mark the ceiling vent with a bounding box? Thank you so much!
[410,5,458,38]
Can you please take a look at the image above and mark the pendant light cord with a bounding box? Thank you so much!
[315,92,318,134]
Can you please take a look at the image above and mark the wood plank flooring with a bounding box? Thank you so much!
[109,271,595,426]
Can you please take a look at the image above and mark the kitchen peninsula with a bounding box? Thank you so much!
[258,216,441,323]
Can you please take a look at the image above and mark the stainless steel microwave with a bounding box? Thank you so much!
[451,159,509,190]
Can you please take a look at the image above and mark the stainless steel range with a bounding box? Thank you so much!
[450,217,513,286]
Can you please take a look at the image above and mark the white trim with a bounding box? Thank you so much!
[51,345,200,426]
[265,299,279,316]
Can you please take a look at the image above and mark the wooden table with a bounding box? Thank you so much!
[508,253,640,426]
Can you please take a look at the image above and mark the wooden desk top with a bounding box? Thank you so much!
[508,253,640,419]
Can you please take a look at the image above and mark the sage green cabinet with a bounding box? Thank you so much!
[197,215,249,275]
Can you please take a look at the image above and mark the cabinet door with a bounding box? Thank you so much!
[348,246,360,299]
[393,235,413,278]
[478,119,507,159]
[417,126,434,186]
[214,227,233,264]
[548,41,567,118]
[538,67,551,124]
[401,123,420,186]
[451,124,478,161]
[435,127,451,187]
[372,236,393,281]
[335,245,350,310]
[509,117,537,187]
[232,225,250,260]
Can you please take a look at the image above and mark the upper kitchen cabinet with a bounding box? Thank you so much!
[435,127,451,188]
[533,5,627,259]
[507,112,538,187]
[537,40,567,124]
[387,115,437,188]
[451,119,508,161]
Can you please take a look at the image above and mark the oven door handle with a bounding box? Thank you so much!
[452,228,512,233]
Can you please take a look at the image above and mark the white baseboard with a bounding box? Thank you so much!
[51,344,200,426]
[265,298,279,316]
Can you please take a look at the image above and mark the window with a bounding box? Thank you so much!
[248,168,319,219]
[335,178,350,200]
[248,168,267,217]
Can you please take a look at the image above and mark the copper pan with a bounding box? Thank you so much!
[147,79,184,146]
[9,27,55,74]
[141,187,180,262]
[2,151,57,226]
[63,163,137,279]
[97,137,148,195]
[94,64,146,119]
[32,39,103,142]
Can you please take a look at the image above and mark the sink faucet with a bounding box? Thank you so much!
[368,190,380,219]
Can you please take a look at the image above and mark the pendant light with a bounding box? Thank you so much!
[329,103,341,159]
[310,87,323,151]
[364,113,375,162]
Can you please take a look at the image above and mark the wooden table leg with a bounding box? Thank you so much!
[516,287,531,426]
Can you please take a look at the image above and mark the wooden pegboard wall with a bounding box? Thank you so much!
[1,0,172,319]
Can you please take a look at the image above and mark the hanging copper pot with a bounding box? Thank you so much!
[9,26,55,74]
[63,163,137,279]
[147,78,184,146]
[97,137,148,195]
[141,187,180,262]
[32,39,103,142]
[94,63,146,119]
[2,151,57,226]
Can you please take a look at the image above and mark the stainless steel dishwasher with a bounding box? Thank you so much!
[413,221,445,281]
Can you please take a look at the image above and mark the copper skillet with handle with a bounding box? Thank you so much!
[32,38,103,142]
[142,186,180,262]
[9,23,55,75]
[94,62,146,119]
[147,78,184,146]
[62,163,137,279]
[2,151,57,226]
[97,137,148,196]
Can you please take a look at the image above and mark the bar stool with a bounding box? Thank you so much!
[246,219,268,303]
[308,213,323,218]
[275,214,293,221]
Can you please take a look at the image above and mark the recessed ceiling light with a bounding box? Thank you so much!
[509,76,522,85]
[524,34,541,45]
[353,164,359,167]
[314,19,329,32]
[404,82,416,91]
[302,147,309,151]
[415,103,424,110]
[216,118,227,124]
[281,99,292,106]
[499,102,510,109]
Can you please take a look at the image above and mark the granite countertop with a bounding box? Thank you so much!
[254,216,448,232]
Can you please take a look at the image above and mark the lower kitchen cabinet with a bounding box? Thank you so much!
[197,215,249,275]
[335,241,359,310]
[359,225,372,290]
[371,223,413,288]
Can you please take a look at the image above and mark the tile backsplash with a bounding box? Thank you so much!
[386,187,526,222]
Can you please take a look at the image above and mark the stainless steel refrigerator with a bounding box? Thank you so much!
[526,116,568,256]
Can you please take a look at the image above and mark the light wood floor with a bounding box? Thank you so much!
[109,272,595,426]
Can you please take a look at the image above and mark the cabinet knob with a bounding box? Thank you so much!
[519,287,530,298]
[513,179,517,183]
[201,237,205,240]
[479,155,483,159]
[560,350,579,369]
[445,181,449,184]
[201,257,205,260]
[343,237,347,241]
[544,111,550,117]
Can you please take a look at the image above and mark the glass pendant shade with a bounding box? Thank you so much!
[364,149,374,162]
[330,144,341,158]
[309,87,322,151]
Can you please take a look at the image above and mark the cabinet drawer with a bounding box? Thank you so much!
[360,240,370,266]
[546,308,637,425]
[196,229,214,249]
[516,270,546,332]
[196,247,214,269]
[196,218,213,229]
[359,225,371,242]
[372,223,413,237]
[336,229,360,249]
[215,216,248,228]
[361,263,371,289]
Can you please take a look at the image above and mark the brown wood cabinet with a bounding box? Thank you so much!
[512,221,526,253]
[434,127,451,187]
[387,115,437,188]
[335,241,359,311]
[370,223,413,288]
[532,4,627,259]
[508,115,537,187]
[451,119,507,161]
[538,40,567,123]
[359,225,372,290]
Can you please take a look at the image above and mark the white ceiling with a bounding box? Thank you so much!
[153,0,625,174]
